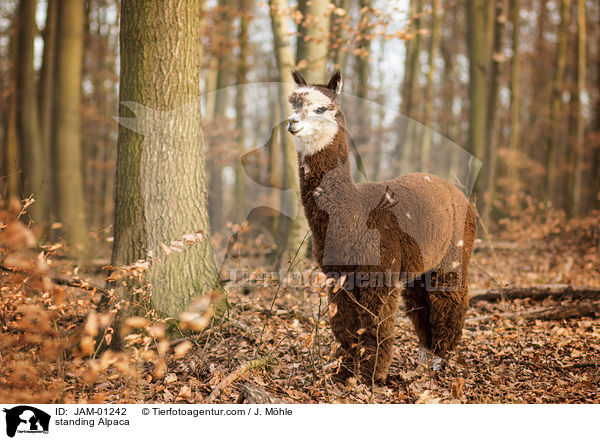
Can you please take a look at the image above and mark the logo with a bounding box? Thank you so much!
[3,406,50,438]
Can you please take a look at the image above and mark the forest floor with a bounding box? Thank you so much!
[1,206,599,404]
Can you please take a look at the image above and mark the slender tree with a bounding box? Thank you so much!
[467,0,489,198]
[17,0,46,225]
[546,0,570,202]
[113,0,219,316]
[234,0,252,221]
[421,0,441,172]
[400,0,423,173]
[296,0,330,83]
[38,0,57,222]
[569,0,585,216]
[208,0,236,231]
[508,0,521,201]
[2,13,20,202]
[482,0,506,224]
[269,0,309,264]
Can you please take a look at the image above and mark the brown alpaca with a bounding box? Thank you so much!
[287,70,477,383]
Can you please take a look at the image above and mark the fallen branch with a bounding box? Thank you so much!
[0,262,107,294]
[467,301,600,323]
[206,357,270,402]
[470,285,600,302]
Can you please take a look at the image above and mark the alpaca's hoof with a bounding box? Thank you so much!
[417,347,445,371]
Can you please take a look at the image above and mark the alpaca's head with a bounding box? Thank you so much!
[287,70,343,158]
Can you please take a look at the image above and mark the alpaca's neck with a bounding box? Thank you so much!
[298,127,355,249]
[298,127,353,194]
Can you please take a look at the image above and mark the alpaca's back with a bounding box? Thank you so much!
[357,172,470,273]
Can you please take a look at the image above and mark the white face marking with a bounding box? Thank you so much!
[287,87,338,159]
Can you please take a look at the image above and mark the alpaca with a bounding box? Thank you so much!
[287,70,477,383]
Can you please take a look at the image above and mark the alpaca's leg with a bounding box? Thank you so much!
[427,273,469,358]
[328,285,361,379]
[401,278,432,350]
[356,286,401,383]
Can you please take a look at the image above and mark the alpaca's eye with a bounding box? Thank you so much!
[315,106,328,114]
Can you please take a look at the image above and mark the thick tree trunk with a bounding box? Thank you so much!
[113,0,219,317]
[296,0,330,83]
[508,0,521,203]
[545,0,570,203]
[270,0,309,264]
[17,0,47,226]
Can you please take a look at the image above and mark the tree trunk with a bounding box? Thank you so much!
[467,0,488,170]
[234,0,252,221]
[113,0,219,317]
[2,13,20,202]
[52,0,88,253]
[208,0,236,232]
[38,0,57,222]
[17,0,47,226]
[354,0,372,183]
[482,0,506,225]
[420,0,441,172]
[296,0,330,83]
[569,0,585,217]
[270,0,309,264]
[331,0,350,71]
[546,0,570,203]
[508,0,521,203]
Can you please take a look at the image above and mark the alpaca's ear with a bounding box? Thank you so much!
[291,70,307,87]
[327,70,343,97]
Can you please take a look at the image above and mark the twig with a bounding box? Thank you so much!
[206,357,270,402]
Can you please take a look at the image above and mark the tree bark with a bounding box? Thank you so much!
[420,0,441,172]
[17,0,47,226]
[331,0,350,71]
[400,0,423,173]
[508,0,521,203]
[467,0,488,171]
[569,0,585,217]
[38,0,57,223]
[52,0,88,253]
[208,0,236,232]
[2,13,20,202]
[296,0,330,83]
[113,0,219,317]
[270,0,309,264]
[234,0,252,221]
[545,0,570,203]
[482,0,506,225]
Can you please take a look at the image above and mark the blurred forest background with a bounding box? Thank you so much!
[1,0,600,404]
[1,0,599,259]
